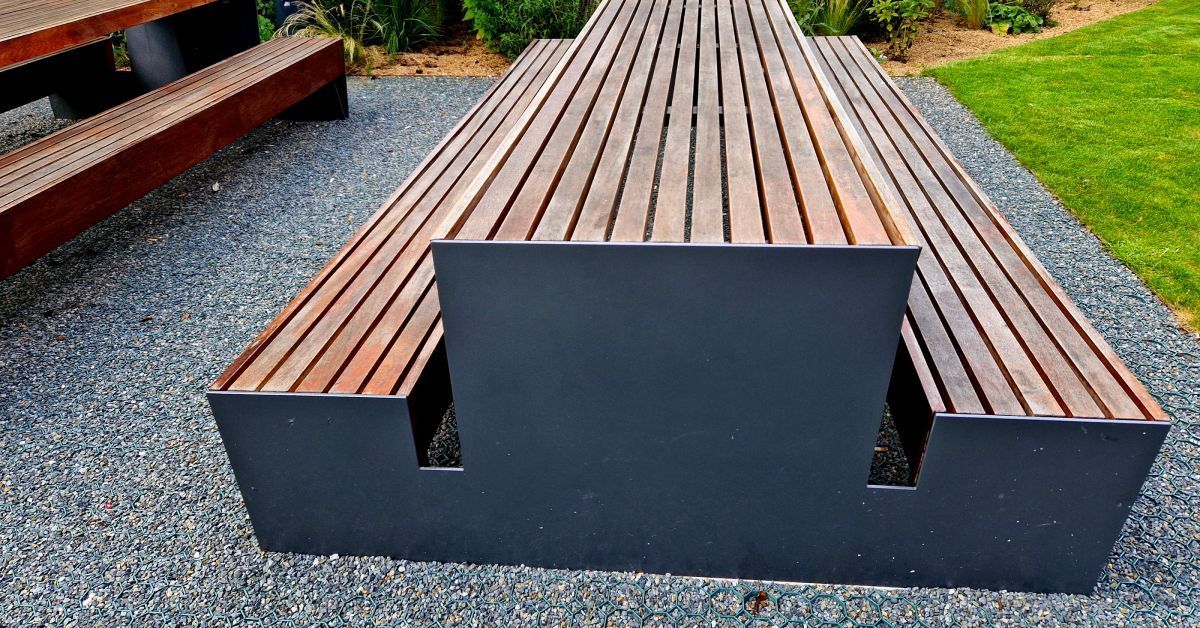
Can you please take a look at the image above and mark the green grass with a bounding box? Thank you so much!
[927,0,1200,327]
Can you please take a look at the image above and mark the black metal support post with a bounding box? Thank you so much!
[0,38,131,118]
[125,0,259,91]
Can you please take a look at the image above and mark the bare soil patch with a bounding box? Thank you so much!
[356,23,511,77]
[877,0,1159,75]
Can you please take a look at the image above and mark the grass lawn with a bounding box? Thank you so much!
[927,0,1200,327]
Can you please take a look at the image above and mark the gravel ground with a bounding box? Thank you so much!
[1,75,1197,625]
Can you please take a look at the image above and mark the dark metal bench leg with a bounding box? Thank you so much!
[278,74,350,121]
[126,0,259,91]
[0,39,129,119]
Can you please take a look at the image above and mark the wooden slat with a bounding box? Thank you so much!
[730,0,806,243]
[647,0,699,242]
[606,0,684,242]
[716,0,765,243]
[0,0,216,68]
[488,0,644,241]
[569,0,673,241]
[690,0,724,243]
[530,0,664,241]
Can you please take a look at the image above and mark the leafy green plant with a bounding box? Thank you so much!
[463,0,598,59]
[954,0,989,29]
[788,0,824,35]
[375,0,444,53]
[987,2,1044,34]
[866,0,934,61]
[281,0,443,67]
[256,0,276,42]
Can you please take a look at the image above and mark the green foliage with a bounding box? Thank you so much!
[788,0,866,36]
[928,0,1200,327]
[866,0,933,61]
[281,0,443,66]
[1014,0,1057,20]
[986,2,1043,34]
[952,0,989,29]
[256,0,276,41]
[820,0,867,36]
[463,0,598,59]
[787,0,823,34]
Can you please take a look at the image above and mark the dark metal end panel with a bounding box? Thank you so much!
[207,390,424,555]
[869,413,1171,593]
[430,240,921,578]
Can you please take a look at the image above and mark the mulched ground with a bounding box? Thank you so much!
[1,76,1196,625]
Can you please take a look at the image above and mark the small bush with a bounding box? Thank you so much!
[1015,0,1057,20]
[256,0,276,42]
[866,0,933,61]
[987,1,1044,34]
[788,0,824,34]
[464,0,598,59]
[953,0,989,29]
[789,0,867,36]
[281,0,444,67]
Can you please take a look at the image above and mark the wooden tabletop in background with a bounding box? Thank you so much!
[0,0,214,68]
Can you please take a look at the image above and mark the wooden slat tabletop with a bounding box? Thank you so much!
[440,0,915,247]
[0,0,215,68]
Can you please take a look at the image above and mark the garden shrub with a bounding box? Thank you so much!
[952,0,989,29]
[987,1,1044,34]
[788,0,824,34]
[788,0,867,36]
[464,0,599,59]
[1014,0,1057,20]
[281,0,444,67]
[866,0,933,61]
[256,0,276,41]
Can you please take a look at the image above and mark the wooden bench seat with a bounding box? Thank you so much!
[0,36,346,279]
[805,36,1165,461]
[213,39,570,400]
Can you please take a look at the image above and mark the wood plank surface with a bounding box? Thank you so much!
[808,35,1164,421]
[0,0,215,68]
[214,2,1163,427]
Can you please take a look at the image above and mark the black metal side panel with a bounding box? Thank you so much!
[868,413,1170,593]
[207,242,1170,592]
[208,390,461,557]
[430,240,920,574]
[0,39,128,118]
[127,0,259,90]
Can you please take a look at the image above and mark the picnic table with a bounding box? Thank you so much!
[208,0,1167,593]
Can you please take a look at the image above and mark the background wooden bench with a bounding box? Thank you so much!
[0,36,346,279]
